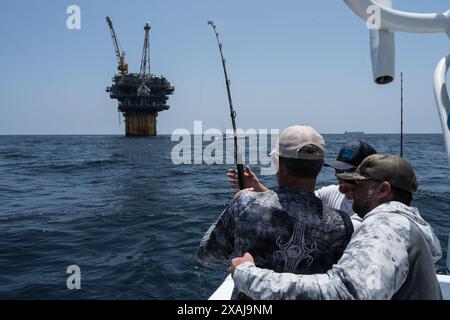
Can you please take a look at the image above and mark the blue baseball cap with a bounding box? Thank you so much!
[325,140,377,171]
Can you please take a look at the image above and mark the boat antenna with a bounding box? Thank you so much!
[207,20,245,190]
[400,72,404,158]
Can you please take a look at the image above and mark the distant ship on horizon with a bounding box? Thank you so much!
[344,131,365,134]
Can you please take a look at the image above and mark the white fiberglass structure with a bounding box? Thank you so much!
[343,0,450,168]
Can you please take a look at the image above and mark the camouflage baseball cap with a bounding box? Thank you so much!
[336,154,419,192]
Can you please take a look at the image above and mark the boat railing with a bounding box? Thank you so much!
[343,0,450,168]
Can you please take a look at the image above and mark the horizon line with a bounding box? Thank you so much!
[0,132,443,136]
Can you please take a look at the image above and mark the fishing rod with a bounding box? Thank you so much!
[400,72,404,158]
[207,20,246,190]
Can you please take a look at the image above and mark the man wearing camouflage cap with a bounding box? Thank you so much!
[231,154,443,300]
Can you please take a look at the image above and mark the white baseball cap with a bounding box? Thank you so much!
[278,125,325,160]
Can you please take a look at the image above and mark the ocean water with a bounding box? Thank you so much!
[0,134,449,299]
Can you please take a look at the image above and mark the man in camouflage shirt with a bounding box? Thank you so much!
[228,140,378,230]
[231,154,442,300]
[198,126,354,299]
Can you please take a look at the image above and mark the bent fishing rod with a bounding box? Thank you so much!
[207,20,246,190]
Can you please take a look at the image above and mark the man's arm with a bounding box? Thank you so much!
[198,205,235,266]
[232,214,410,299]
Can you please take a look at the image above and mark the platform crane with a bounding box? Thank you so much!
[106,17,128,81]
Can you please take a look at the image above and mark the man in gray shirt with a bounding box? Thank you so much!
[231,155,442,300]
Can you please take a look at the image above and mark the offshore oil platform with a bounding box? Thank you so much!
[105,17,174,136]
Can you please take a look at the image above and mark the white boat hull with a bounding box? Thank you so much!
[209,274,450,300]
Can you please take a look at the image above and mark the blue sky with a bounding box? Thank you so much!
[0,0,449,134]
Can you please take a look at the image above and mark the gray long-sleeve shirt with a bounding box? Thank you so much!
[233,201,442,300]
